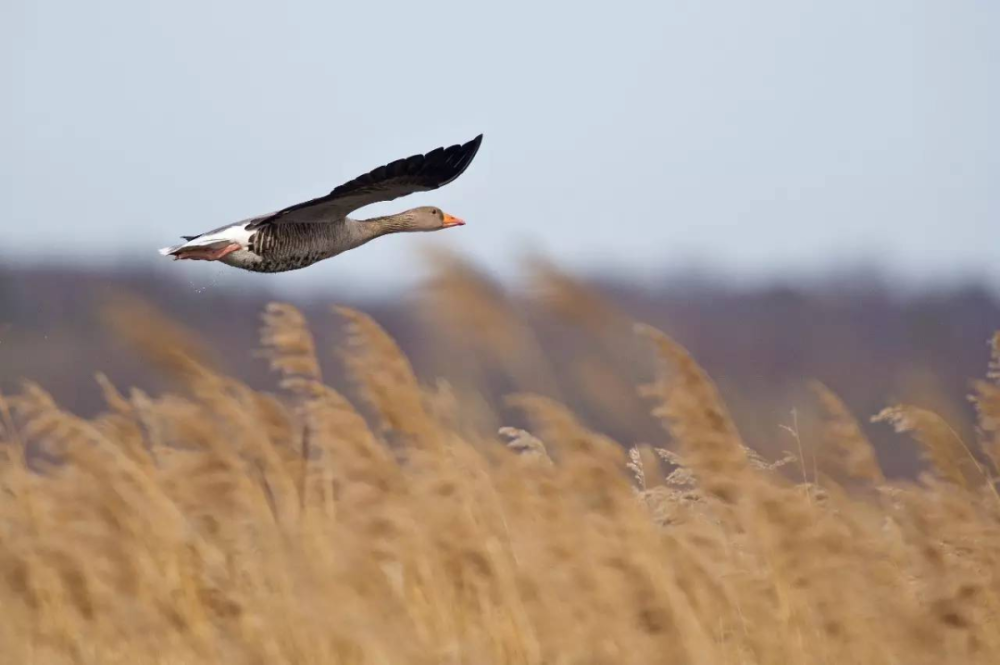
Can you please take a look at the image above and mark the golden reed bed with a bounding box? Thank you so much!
[1,268,999,664]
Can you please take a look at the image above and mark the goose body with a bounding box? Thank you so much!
[159,134,482,273]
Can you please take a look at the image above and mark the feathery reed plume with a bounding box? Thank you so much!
[416,247,561,397]
[811,381,885,485]
[100,297,297,498]
[12,381,103,462]
[334,306,437,448]
[257,301,333,503]
[258,302,323,387]
[525,257,626,333]
[498,426,552,465]
[258,303,395,510]
[506,393,623,463]
[101,294,219,386]
[989,332,1000,383]
[629,448,704,527]
[506,393,631,514]
[745,445,798,473]
[103,297,309,524]
[635,323,750,502]
[90,372,155,470]
[655,448,697,489]
[9,382,185,537]
[874,405,987,489]
[526,259,658,434]
[418,247,524,358]
[627,447,647,491]
[971,332,1000,475]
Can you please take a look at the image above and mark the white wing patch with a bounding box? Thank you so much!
[159,223,254,256]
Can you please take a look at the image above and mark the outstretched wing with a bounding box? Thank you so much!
[249,134,483,228]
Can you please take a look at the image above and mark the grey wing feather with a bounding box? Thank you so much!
[248,134,483,229]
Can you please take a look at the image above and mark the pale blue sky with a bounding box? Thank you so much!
[3,1,998,296]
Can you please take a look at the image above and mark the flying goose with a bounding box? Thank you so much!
[159,134,483,273]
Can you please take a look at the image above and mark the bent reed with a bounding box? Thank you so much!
[2,279,999,664]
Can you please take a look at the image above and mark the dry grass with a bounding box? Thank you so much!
[2,278,1000,664]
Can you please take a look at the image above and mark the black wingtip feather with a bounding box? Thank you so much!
[330,132,484,199]
[258,133,484,225]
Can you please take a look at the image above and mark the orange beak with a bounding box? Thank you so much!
[442,213,465,228]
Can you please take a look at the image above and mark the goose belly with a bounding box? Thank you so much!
[222,252,316,273]
[225,222,345,273]
[222,249,330,273]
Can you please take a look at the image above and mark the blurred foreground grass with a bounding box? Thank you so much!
[1,269,1000,664]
